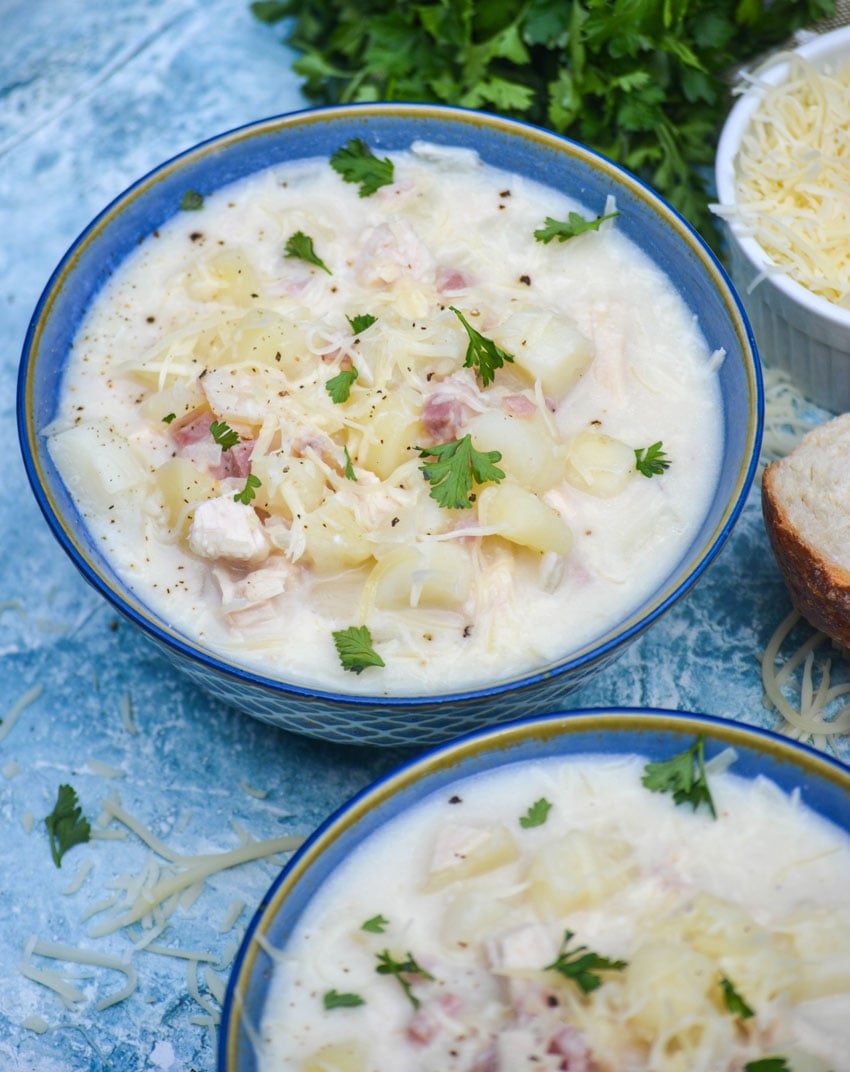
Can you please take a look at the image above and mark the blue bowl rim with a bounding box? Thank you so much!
[217,704,848,1071]
[18,101,764,709]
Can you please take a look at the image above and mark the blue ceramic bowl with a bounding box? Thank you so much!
[219,706,850,1072]
[17,103,763,747]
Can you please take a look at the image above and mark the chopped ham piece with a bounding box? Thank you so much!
[171,409,214,446]
[436,266,472,293]
[212,438,255,480]
[170,407,255,479]
[406,992,466,1045]
[501,394,537,417]
[406,1008,440,1045]
[547,1025,593,1072]
[421,392,469,440]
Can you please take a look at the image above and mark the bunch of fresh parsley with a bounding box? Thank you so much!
[251,0,834,246]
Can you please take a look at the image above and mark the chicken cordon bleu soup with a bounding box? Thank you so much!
[46,139,723,692]
[256,742,850,1072]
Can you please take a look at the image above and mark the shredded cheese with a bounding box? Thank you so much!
[21,938,138,1012]
[0,683,43,744]
[20,1015,50,1034]
[62,859,95,896]
[761,607,850,746]
[18,784,305,1042]
[724,52,850,306]
[120,691,139,734]
[218,898,246,933]
[85,758,125,779]
[240,778,269,799]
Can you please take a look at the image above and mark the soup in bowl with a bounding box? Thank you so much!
[220,708,850,1071]
[18,103,762,745]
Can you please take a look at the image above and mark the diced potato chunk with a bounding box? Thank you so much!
[225,308,315,378]
[423,823,519,892]
[47,421,148,509]
[155,456,219,532]
[140,378,206,425]
[466,410,564,493]
[564,429,635,497]
[251,453,326,518]
[301,1041,366,1072]
[673,893,797,1006]
[405,311,468,377]
[528,830,637,913]
[623,942,720,1042]
[440,892,510,949]
[367,543,472,610]
[478,483,571,555]
[356,392,421,480]
[494,308,594,397]
[183,248,259,306]
[302,497,372,573]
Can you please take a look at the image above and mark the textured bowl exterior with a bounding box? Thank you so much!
[219,707,850,1072]
[715,27,850,412]
[19,103,762,746]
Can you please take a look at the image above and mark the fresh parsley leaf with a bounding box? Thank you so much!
[210,419,240,451]
[744,1060,792,1072]
[545,930,627,994]
[362,914,389,933]
[519,797,552,829]
[162,412,177,424]
[250,0,291,22]
[534,210,619,243]
[641,735,717,818]
[343,445,356,481]
[347,312,378,334]
[45,784,91,868]
[323,989,366,1009]
[234,472,262,505]
[721,975,754,1019]
[330,138,394,197]
[284,230,331,274]
[326,367,358,403]
[417,434,505,510]
[375,950,434,1009]
[180,189,204,211]
[634,441,671,478]
[332,625,385,674]
[450,306,514,387]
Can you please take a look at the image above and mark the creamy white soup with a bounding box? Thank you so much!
[47,140,723,693]
[256,746,850,1072]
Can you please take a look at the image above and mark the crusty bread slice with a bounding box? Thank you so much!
[762,412,850,648]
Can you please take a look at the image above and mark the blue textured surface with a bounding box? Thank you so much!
[1,3,848,1071]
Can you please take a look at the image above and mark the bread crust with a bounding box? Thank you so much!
[762,458,850,648]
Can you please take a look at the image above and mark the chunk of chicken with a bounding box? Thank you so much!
[188,495,270,565]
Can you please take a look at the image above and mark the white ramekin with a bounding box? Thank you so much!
[714,25,850,413]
